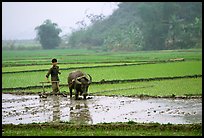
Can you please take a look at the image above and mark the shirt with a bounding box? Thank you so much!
[46,65,61,81]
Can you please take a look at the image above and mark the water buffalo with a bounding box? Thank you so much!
[68,70,92,100]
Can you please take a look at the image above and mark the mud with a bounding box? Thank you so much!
[2,94,202,125]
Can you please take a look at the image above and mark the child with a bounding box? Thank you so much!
[46,58,61,94]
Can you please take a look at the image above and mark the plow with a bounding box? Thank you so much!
[39,81,67,98]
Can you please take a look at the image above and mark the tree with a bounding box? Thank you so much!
[35,19,62,49]
[165,3,202,49]
[67,2,202,51]
[137,3,171,50]
[137,2,202,50]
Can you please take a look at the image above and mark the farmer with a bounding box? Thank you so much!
[46,58,61,95]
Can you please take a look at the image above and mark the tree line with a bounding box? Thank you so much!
[67,2,202,51]
[6,2,201,51]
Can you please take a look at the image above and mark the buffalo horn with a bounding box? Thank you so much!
[75,77,82,84]
[87,74,92,84]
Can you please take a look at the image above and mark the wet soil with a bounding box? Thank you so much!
[2,94,202,125]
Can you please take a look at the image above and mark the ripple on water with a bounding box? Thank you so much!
[2,94,202,125]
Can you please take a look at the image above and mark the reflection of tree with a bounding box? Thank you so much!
[52,95,60,122]
[69,99,93,124]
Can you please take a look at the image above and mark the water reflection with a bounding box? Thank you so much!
[39,95,92,124]
[53,95,60,122]
[39,97,48,120]
[2,94,202,125]
[69,98,93,124]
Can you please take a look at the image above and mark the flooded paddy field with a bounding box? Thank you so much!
[2,94,202,125]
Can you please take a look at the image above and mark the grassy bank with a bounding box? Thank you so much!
[3,77,202,97]
[2,122,202,136]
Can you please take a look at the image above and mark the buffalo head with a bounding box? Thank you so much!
[75,74,92,94]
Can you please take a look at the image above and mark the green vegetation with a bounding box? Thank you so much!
[3,48,202,66]
[35,19,62,49]
[2,49,202,97]
[67,2,202,51]
[4,78,201,98]
[2,3,202,52]
[2,61,202,88]
[2,48,202,136]
[2,122,202,136]
[2,2,202,136]
[2,62,139,73]
[89,78,202,97]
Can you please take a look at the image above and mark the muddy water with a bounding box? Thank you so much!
[2,94,202,125]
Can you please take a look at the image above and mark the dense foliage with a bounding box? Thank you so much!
[67,2,202,51]
[35,19,62,49]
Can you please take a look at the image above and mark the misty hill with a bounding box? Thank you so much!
[67,2,202,51]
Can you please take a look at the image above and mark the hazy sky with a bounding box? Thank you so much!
[2,2,119,40]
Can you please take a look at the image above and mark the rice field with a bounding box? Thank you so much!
[2,48,202,97]
[2,49,202,66]
[4,78,201,97]
[2,60,202,88]
[2,48,202,136]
